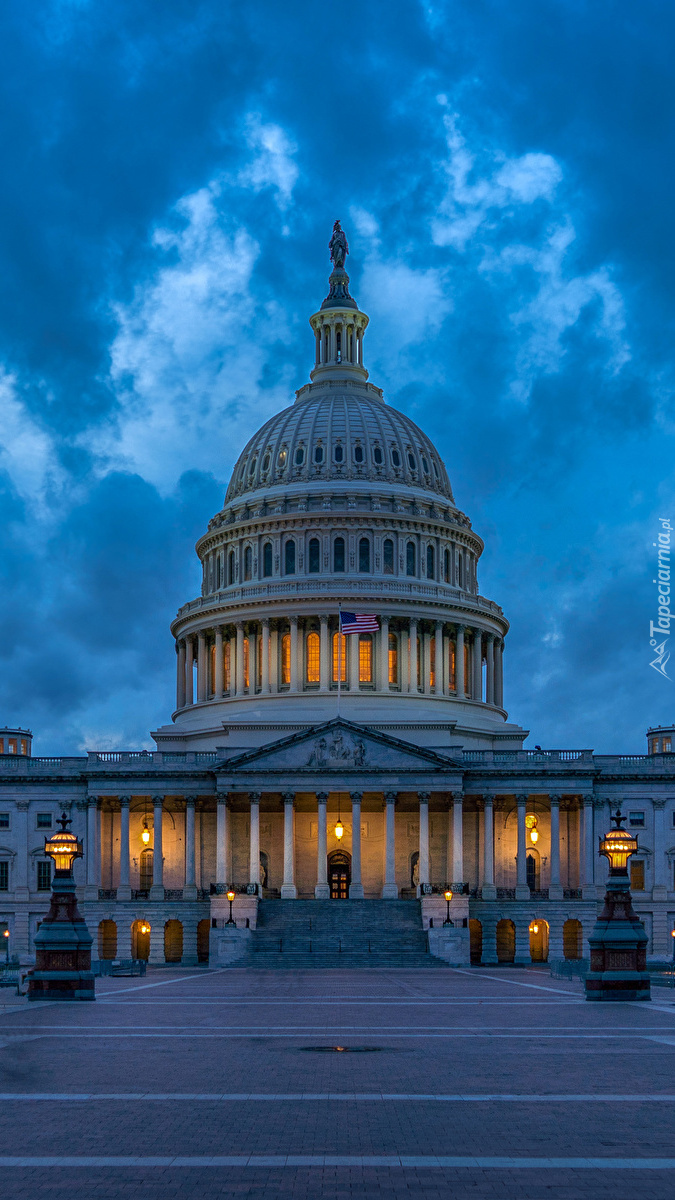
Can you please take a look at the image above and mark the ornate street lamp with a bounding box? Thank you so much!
[226,889,236,925]
[27,812,95,1002]
[585,808,650,1002]
[443,889,453,926]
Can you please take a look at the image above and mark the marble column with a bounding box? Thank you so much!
[581,795,595,897]
[184,798,197,899]
[349,792,364,898]
[216,794,229,889]
[482,794,496,900]
[249,793,261,892]
[319,615,330,692]
[495,638,504,707]
[515,794,530,899]
[86,798,99,900]
[423,630,432,695]
[176,641,186,708]
[349,630,360,691]
[400,626,410,693]
[472,629,482,701]
[653,799,667,898]
[382,792,398,898]
[549,796,562,899]
[593,798,610,892]
[14,801,29,901]
[235,623,245,696]
[260,618,270,694]
[434,621,444,695]
[197,631,207,701]
[409,619,419,693]
[452,793,464,889]
[290,616,299,692]
[214,626,224,698]
[379,617,390,691]
[185,638,194,705]
[315,793,330,898]
[486,634,495,705]
[118,796,131,901]
[455,625,465,696]
[418,792,430,892]
[281,792,297,898]
[149,797,164,900]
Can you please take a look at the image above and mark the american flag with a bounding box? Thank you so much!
[339,611,380,634]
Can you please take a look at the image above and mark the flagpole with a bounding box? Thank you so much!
[337,602,341,718]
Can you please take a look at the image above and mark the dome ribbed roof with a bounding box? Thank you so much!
[225,384,455,504]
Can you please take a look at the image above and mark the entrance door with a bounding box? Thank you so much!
[328,851,351,899]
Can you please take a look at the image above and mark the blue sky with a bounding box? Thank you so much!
[0,0,672,754]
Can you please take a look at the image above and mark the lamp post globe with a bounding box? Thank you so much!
[226,889,236,925]
[27,811,95,1002]
[444,889,453,926]
[585,808,650,1002]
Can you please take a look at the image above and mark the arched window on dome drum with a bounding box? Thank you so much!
[383,539,394,575]
[426,545,434,580]
[333,537,345,572]
[308,538,320,573]
[284,540,296,575]
[281,634,291,687]
[429,637,436,689]
[406,541,416,577]
[358,538,370,573]
[263,542,273,578]
[228,551,235,586]
[448,638,455,691]
[359,635,373,683]
[306,632,320,683]
[444,548,450,582]
[332,632,346,683]
[388,633,398,685]
[244,546,252,581]
[224,640,231,692]
[243,638,250,690]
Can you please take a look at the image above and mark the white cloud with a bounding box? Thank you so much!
[0,369,63,506]
[237,115,298,210]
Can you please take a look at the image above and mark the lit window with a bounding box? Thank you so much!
[244,546,252,581]
[263,543,273,577]
[630,861,645,891]
[306,632,320,683]
[278,448,287,468]
[406,542,416,576]
[0,739,3,753]
[359,635,372,683]
[665,738,672,753]
[359,538,370,572]
[383,539,394,575]
[37,861,51,891]
[284,541,296,575]
[8,740,16,754]
[628,812,645,827]
[429,636,436,689]
[332,632,346,682]
[243,638,250,689]
[0,862,7,890]
[334,537,345,572]
[36,813,52,829]
[281,634,291,686]
[224,641,231,692]
[308,538,320,573]
[448,640,456,690]
[388,633,398,685]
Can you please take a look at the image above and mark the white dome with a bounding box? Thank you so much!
[225,382,455,505]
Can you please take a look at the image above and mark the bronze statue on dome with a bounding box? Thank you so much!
[329,219,348,269]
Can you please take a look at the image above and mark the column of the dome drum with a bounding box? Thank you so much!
[486,633,495,705]
[176,639,186,708]
[260,618,270,693]
[435,621,444,696]
[400,621,410,692]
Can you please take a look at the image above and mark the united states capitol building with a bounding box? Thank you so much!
[2,226,674,969]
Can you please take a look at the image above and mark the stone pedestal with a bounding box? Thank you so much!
[27,877,95,1001]
[586,876,650,1002]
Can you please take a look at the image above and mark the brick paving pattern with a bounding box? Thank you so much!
[1,965,675,1197]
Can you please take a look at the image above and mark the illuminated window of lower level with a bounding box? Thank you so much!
[281,633,291,685]
[359,635,372,683]
[332,632,346,682]
[306,632,320,682]
[448,640,456,690]
[224,641,231,691]
[243,637,250,689]
[388,633,398,684]
[429,636,436,689]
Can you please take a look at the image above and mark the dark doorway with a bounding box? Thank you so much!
[328,850,351,899]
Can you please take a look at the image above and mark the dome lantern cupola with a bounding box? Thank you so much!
[309,221,369,384]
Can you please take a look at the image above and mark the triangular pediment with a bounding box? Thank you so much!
[222,719,459,773]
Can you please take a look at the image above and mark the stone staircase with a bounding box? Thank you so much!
[235,899,449,968]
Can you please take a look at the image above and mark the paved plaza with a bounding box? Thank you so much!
[2,966,675,1198]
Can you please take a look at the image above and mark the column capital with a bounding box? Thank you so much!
[236,620,244,631]
[16,800,30,812]
[248,792,262,804]
[486,630,495,642]
[449,791,463,805]
[349,791,363,802]
[184,795,197,807]
[216,792,229,806]
[118,796,131,808]
[482,792,494,804]
[319,612,329,622]
[281,791,296,805]
[548,794,561,808]
[582,793,594,806]
[418,790,430,803]
[316,792,329,803]
[384,791,398,804]
[516,793,528,806]
[653,797,667,809]
[290,613,298,626]
[260,616,270,629]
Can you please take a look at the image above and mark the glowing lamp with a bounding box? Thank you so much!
[226,889,235,902]
[2,930,8,939]
[334,819,344,840]
[530,827,539,844]
[444,890,453,902]
[140,923,149,935]
[532,922,539,934]
[599,810,639,874]
[226,889,236,925]
[443,889,453,926]
[44,812,83,875]
[524,814,537,830]
[141,822,151,845]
